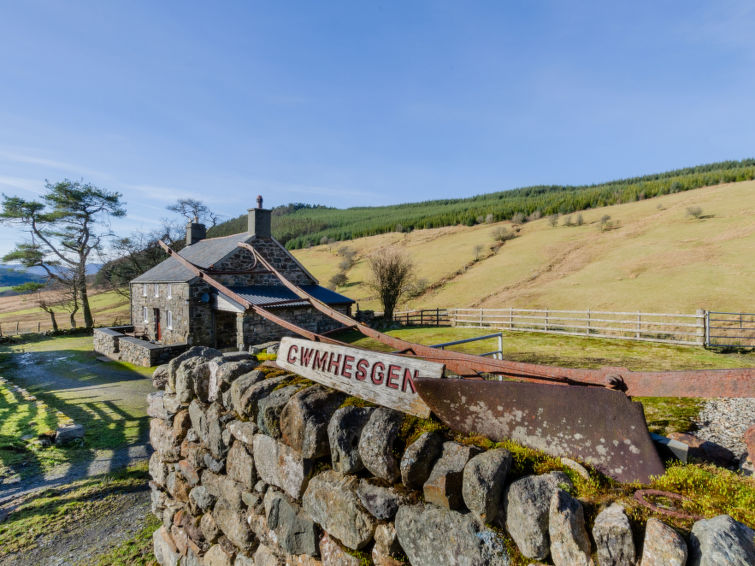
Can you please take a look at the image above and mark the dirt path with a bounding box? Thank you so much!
[2,486,151,566]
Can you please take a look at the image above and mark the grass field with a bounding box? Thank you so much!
[294,180,755,314]
[0,288,129,334]
[0,335,154,480]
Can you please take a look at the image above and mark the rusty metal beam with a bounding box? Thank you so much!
[236,242,755,398]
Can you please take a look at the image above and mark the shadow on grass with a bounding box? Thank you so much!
[0,347,152,495]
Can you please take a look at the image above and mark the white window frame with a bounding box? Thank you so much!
[142,306,149,323]
[167,284,172,299]
[142,284,147,297]
[154,283,159,298]
[166,310,173,330]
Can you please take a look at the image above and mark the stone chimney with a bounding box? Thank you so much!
[186,216,206,245]
[248,195,271,238]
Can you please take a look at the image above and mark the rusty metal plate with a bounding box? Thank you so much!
[415,378,666,484]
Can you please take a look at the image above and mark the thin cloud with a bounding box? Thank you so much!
[0,149,108,179]
[0,175,43,194]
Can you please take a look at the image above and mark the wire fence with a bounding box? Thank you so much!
[394,307,755,348]
[0,317,127,337]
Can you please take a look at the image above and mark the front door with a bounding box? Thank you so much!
[154,308,161,341]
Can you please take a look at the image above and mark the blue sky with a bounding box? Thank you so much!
[1,1,754,259]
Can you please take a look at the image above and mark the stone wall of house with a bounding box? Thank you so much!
[212,238,317,288]
[238,305,351,349]
[188,280,216,347]
[131,282,193,346]
[147,347,755,566]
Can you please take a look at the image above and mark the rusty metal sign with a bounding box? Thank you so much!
[414,377,665,484]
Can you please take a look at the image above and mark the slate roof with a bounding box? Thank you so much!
[225,285,354,308]
[132,232,254,283]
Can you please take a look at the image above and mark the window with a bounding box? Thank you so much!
[142,307,148,323]
[167,284,172,299]
[142,284,147,297]
[154,284,159,298]
[167,310,173,330]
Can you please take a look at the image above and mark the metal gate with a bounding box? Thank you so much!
[705,311,755,347]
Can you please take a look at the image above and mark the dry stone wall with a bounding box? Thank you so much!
[148,347,755,566]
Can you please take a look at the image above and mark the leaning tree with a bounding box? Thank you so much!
[1,179,126,329]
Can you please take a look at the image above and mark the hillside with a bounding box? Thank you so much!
[292,180,755,314]
[210,159,755,248]
[0,266,45,292]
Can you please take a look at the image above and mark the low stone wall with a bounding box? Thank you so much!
[93,325,134,357]
[120,337,189,367]
[148,347,755,566]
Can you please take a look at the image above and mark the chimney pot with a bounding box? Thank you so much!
[257,195,263,209]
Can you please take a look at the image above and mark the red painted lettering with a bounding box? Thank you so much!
[402,369,417,393]
[341,355,355,379]
[355,359,368,381]
[313,350,328,371]
[300,347,314,367]
[371,362,385,385]
[287,344,298,364]
[386,364,400,389]
[328,353,342,374]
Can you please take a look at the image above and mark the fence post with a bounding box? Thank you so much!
[704,310,710,347]
[636,311,641,339]
[436,308,440,326]
[545,309,549,331]
[420,310,424,325]
[16,321,19,334]
[509,308,513,330]
[37,322,40,332]
[497,333,503,360]
[479,308,483,327]
[586,309,591,335]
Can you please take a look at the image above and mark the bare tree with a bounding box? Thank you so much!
[12,282,59,331]
[167,198,219,227]
[367,249,415,321]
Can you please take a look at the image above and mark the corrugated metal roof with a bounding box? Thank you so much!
[132,232,254,283]
[225,285,354,308]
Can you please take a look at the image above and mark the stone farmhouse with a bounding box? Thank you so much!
[95,199,353,365]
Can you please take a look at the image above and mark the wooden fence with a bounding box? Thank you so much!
[394,307,755,348]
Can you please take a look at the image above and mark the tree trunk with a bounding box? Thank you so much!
[48,310,59,332]
[78,267,94,328]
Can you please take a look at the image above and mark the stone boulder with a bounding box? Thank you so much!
[328,406,373,474]
[592,503,635,566]
[150,418,180,461]
[400,431,444,490]
[372,523,403,566]
[264,489,319,556]
[226,441,256,490]
[302,470,376,550]
[176,356,210,404]
[229,371,265,416]
[320,532,361,566]
[167,346,221,391]
[214,497,253,551]
[395,503,509,566]
[189,485,216,514]
[153,525,180,566]
[227,419,258,446]
[233,375,290,419]
[148,391,173,420]
[356,480,406,521]
[668,432,737,467]
[462,448,511,522]
[689,514,755,566]
[639,518,687,566]
[201,512,221,544]
[358,408,403,482]
[280,385,345,459]
[548,489,591,566]
[257,385,300,438]
[204,542,235,566]
[149,452,169,487]
[152,364,170,389]
[208,358,259,403]
[504,471,572,561]
[253,433,313,499]
[423,441,481,510]
[54,423,85,446]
